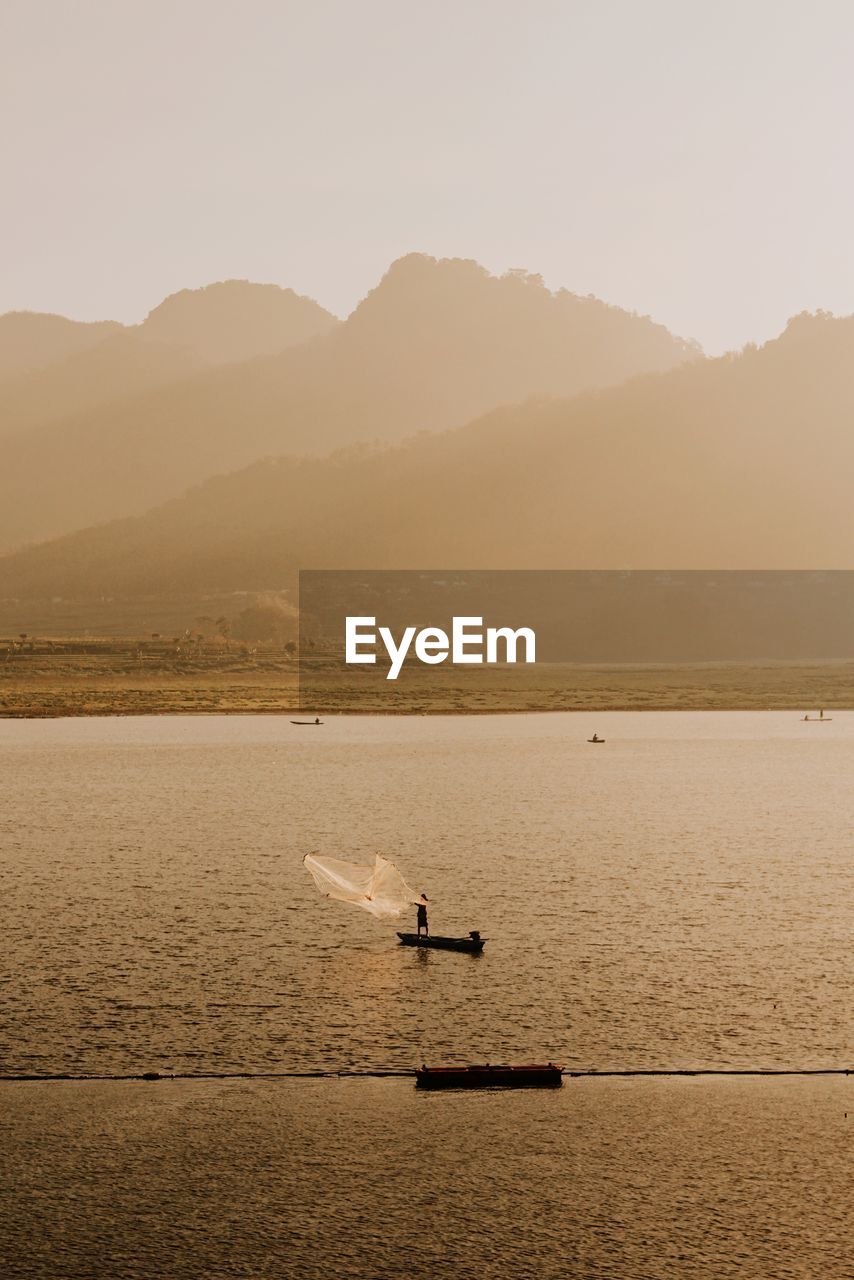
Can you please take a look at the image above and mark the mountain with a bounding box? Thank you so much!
[1,310,851,613]
[0,282,338,440]
[0,332,202,440]
[0,312,121,381]
[137,280,338,363]
[0,256,695,550]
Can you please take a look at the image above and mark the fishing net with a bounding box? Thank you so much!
[303,853,417,919]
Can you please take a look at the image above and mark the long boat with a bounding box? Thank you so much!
[397,931,485,953]
[416,1063,563,1089]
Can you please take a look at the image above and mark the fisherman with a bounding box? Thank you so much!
[416,894,429,938]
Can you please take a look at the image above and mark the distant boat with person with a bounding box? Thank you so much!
[802,709,832,722]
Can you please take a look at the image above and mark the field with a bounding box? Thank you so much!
[0,638,297,717]
[4,637,854,716]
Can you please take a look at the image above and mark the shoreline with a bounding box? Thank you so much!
[2,703,854,718]
[4,655,854,717]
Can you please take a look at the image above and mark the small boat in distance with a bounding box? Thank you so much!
[588,734,605,743]
[416,1063,563,1090]
[397,930,485,953]
[291,718,323,726]
[802,709,832,722]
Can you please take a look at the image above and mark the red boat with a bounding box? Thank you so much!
[415,1063,563,1089]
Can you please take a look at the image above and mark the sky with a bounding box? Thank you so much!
[1,0,853,353]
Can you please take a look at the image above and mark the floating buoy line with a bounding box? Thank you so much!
[0,1067,849,1083]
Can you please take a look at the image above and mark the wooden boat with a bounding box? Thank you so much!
[802,710,832,722]
[588,736,605,743]
[416,1063,563,1090]
[291,719,323,726]
[397,930,485,953]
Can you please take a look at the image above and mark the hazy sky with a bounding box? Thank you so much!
[2,0,853,353]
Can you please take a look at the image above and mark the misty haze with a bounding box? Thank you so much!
[2,5,853,1280]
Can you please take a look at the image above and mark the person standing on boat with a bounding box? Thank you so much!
[415,894,429,938]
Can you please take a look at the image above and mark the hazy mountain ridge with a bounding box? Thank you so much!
[2,310,852,609]
[0,331,204,439]
[0,281,338,441]
[0,312,121,381]
[0,256,695,551]
[138,280,339,363]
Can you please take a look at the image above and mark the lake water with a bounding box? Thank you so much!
[2,712,852,1278]
[1,711,852,1076]
[1,1075,850,1280]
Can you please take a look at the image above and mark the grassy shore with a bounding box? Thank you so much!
[3,637,854,715]
[0,638,298,717]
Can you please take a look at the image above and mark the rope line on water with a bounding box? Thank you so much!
[1,1067,850,1083]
